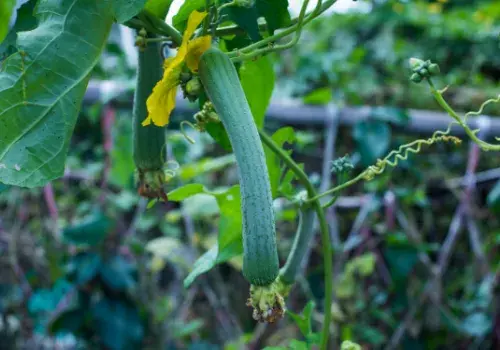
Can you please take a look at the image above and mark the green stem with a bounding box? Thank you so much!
[228,0,333,62]
[216,0,335,37]
[139,10,183,46]
[307,172,366,203]
[427,79,500,151]
[279,206,316,285]
[258,130,332,350]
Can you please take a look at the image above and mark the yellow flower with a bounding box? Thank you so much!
[143,11,211,127]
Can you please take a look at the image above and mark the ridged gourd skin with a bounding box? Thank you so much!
[133,38,165,171]
[198,47,279,286]
[279,207,316,285]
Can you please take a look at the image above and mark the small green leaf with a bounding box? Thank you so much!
[286,301,316,338]
[264,127,296,198]
[112,0,147,23]
[168,184,205,201]
[172,319,205,338]
[256,0,291,35]
[62,211,113,247]
[67,253,102,286]
[205,121,233,151]
[352,120,391,167]
[303,87,332,105]
[345,252,376,277]
[240,56,275,128]
[178,154,235,181]
[222,2,261,42]
[172,0,205,32]
[99,255,135,292]
[145,0,174,19]
[487,180,500,213]
[91,298,144,350]
[0,0,114,187]
[0,0,16,43]
[184,246,218,288]
[183,186,243,287]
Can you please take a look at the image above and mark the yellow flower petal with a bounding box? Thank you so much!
[142,11,209,127]
[143,59,181,127]
[186,35,211,72]
[183,11,208,42]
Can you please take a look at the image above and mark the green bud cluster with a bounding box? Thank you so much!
[180,72,202,102]
[409,58,440,83]
[193,101,220,131]
[331,155,354,175]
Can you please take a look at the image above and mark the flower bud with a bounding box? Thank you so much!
[410,73,423,83]
[428,63,440,75]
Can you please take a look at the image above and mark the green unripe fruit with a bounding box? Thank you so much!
[199,47,279,287]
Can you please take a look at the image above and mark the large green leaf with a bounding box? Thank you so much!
[0,0,16,43]
[256,0,291,35]
[171,184,243,287]
[112,0,147,23]
[172,0,205,32]
[145,0,174,19]
[240,56,275,128]
[0,0,38,60]
[0,0,114,187]
[223,3,261,42]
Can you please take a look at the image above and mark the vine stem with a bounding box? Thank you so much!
[228,0,332,62]
[308,172,366,203]
[427,78,500,151]
[138,10,183,46]
[216,0,336,37]
[258,130,332,350]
